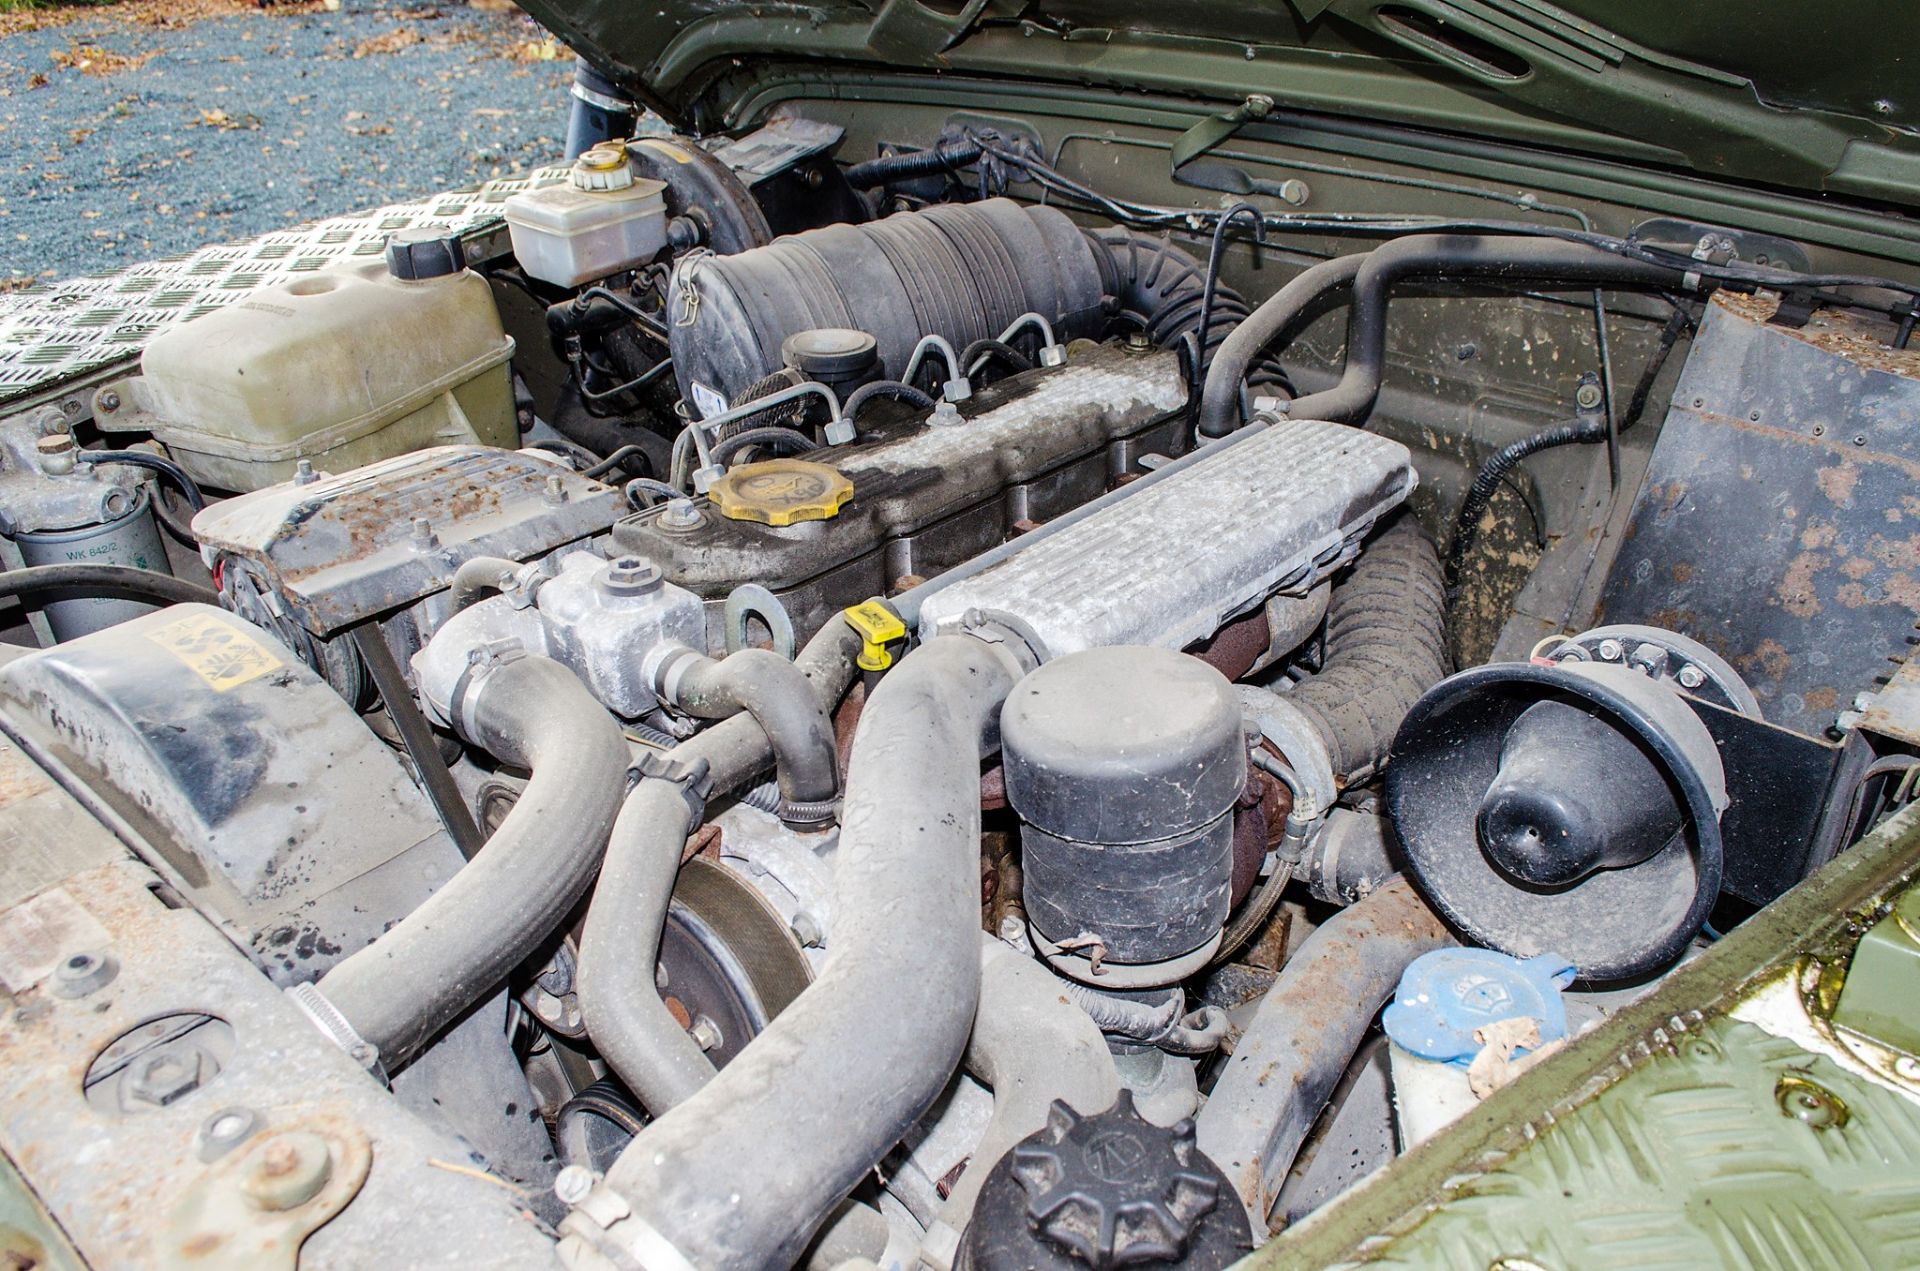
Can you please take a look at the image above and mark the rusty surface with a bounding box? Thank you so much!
[0,860,561,1267]
[1191,607,1273,681]
[1600,292,1920,737]
[191,446,626,636]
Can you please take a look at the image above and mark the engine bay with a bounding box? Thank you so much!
[3,90,1920,1271]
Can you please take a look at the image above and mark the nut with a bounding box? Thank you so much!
[198,1107,261,1162]
[126,1045,208,1108]
[51,950,117,998]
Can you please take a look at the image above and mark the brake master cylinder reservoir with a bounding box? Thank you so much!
[1001,647,1246,986]
[90,232,517,492]
[503,141,669,287]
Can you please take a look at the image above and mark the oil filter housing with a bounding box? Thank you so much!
[1001,647,1246,985]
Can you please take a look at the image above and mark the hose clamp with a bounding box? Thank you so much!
[284,983,388,1084]
[448,638,527,745]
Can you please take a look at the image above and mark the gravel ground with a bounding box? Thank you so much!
[0,0,574,284]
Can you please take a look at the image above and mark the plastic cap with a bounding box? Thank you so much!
[1383,947,1576,1066]
[707,458,854,527]
[571,143,636,192]
[384,228,466,280]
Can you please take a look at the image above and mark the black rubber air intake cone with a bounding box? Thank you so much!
[666,199,1107,410]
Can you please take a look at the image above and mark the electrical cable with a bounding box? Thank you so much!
[74,449,205,512]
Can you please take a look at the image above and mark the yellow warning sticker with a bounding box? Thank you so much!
[637,139,694,165]
[145,611,284,693]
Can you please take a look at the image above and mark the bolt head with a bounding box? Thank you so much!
[600,555,662,595]
[1676,664,1707,690]
[293,458,318,485]
[239,1132,333,1211]
[1575,382,1605,410]
[659,497,703,529]
[554,1164,598,1206]
[1595,638,1625,662]
[97,390,121,413]
[1894,1055,1920,1082]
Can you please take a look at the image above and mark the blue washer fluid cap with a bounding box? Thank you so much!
[1382,948,1577,1067]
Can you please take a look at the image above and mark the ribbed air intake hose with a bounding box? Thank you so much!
[1278,515,1448,787]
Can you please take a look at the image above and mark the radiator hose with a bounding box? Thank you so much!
[563,633,1028,1270]
[314,651,627,1071]
[1198,235,1685,436]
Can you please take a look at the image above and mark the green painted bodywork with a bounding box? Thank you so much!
[515,0,1920,208]
[1249,803,1920,1268]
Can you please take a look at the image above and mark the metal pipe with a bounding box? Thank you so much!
[1195,876,1452,1234]
[565,634,1027,1270]
[315,651,627,1071]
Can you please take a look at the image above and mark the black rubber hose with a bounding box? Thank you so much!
[1197,255,1366,438]
[583,444,652,480]
[960,337,1033,378]
[1280,516,1449,787]
[74,450,206,512]
[0,564,217,608]
[667,648,840,822]
[550,380,674,474]
[1444,416,1607,593]
[1080,227,1284,386]
[844,379,936,427]
[711,368,809,445]
[710,426,818,468]
[842,139,984,189]
[1286,236,1685,427]
[1199,237,1685,437]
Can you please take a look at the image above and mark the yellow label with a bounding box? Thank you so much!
[638,140,694,165]
[145,612,284,693]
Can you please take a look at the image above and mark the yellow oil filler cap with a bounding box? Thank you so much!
[708,458,854,527]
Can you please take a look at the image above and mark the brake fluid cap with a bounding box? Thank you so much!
[1382,947,1576,1066]
[708,458,854,527]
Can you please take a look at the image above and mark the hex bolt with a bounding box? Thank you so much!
[1594,638,1625,662]
[659,497,703,530]
[409,517,437,550]
[688,1014,724,1052]
[1574,380,1605,411]
[790,911,825,949]
[51,950,118,998]
[293,458,319,486]
[97,389,121,413]
[1123,331,1151,354]
[544,473,569,505]
[239,1132,333,1212]
[600,555,662,596]
[553,1164,598,1206]
[1676,664,1707,691]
